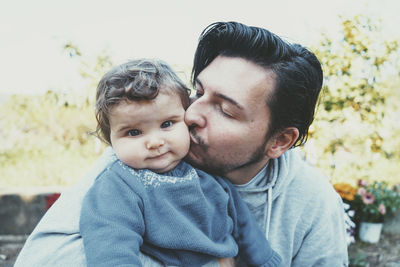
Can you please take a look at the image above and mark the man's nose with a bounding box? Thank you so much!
[184,100,206,128]
[146,136,165,150]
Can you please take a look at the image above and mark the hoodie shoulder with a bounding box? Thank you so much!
[288,152,339,204]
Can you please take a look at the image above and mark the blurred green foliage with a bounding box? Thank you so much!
[0,91,102,187]
[304,15,400,185]
[0,45,112,187]
[1,14,399,187]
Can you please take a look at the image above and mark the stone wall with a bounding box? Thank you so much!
[383,209,400,235]
[0,188,63,235]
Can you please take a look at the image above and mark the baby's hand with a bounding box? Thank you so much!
[218,258,235,267]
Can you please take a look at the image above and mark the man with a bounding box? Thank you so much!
[185,22,348,266]
[15,21,348,266]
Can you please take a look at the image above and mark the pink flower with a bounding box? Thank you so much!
[357,179,368,187]
[362,192,375,205]
[379,204,386,215]
[357,187,367,196]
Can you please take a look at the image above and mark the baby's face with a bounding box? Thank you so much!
[109,91,190,173]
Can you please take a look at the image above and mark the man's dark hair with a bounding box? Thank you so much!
[192,21,323,147]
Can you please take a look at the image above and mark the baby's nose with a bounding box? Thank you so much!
[146,138,165,149]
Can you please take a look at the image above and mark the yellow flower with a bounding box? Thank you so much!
[334,183,357,201]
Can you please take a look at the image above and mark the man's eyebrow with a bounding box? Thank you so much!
[214,93,244,110]
[195,77,244,110]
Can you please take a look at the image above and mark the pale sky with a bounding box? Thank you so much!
[0,0,399,95]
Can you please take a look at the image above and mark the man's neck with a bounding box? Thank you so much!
[224,157,270,185]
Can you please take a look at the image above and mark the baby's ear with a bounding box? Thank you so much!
[265,127,299,159]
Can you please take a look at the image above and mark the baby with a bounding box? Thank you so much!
[80,59,281,266]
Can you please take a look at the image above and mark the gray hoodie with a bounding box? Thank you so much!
[235,148,348,266]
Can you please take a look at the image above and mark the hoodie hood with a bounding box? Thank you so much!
[236,148,302,199]
[266,148,302,200]
[235,148,303,238]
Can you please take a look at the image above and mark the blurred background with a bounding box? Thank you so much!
[1,0,400,265]
[1,0,399,188]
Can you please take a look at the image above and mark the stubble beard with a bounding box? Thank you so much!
[186,129,268,177]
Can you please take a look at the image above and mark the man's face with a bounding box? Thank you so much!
[184,56,276,183]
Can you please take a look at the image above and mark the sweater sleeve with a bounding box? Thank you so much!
[80,168,145,267]
[217,177,282,267]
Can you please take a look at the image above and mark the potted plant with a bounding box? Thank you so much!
[334,180,400,243]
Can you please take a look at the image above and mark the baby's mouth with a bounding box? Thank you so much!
[148,151,168,159]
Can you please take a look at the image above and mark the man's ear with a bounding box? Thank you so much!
[265,127,299,159]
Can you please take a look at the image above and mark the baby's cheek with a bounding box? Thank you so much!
[178,128,191,155]
[114,146,144,169]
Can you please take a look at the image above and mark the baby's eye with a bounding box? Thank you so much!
[161,121,173,128]
[127,129,141,136]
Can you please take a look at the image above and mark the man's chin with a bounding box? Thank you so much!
[184,150,200,166]
[184,152,223,176]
